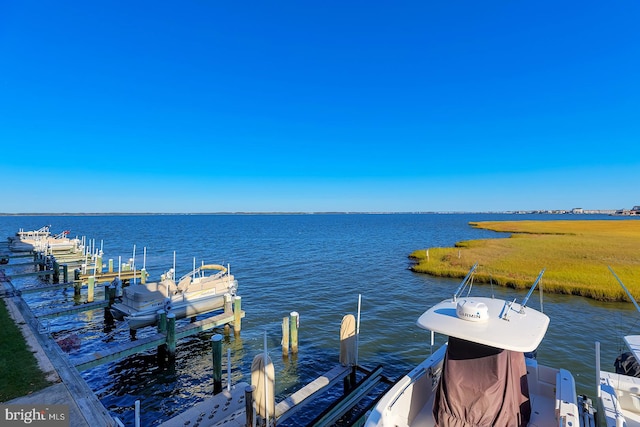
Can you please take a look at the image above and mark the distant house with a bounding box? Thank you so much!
[572,208,584,214]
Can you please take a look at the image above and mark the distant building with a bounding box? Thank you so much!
[572,208,584,214]
[614,206,640,216]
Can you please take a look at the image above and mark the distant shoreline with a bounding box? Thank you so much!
[0,211,629,216]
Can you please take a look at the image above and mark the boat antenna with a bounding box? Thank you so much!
[520,268,545,313]
[453,263,478,301]
[609,265,640,313]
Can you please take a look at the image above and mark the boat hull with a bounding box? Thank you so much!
[123,293,228,330]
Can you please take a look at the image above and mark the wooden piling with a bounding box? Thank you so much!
[63,264,68,283]
[233,296,242,334]
[282,316,290,356]
[108,258,113,273]
[212,334,223,394]
[290,311,299,354]
[96,255,103,273]
[88,276,95,303]
[224,293,232,313]
[53,260,60,283]
[166,313,176,359]
[245,385,255,427]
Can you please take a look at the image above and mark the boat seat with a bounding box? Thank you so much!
[601,371,640,414]
[176,276,191,292]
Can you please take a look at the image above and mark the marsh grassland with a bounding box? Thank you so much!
[410,219,640,301]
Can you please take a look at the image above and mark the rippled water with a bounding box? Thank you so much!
[1,213,638,426]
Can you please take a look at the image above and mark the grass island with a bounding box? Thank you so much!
[410,219,640,302]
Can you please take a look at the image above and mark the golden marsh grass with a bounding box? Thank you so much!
[410,220,640,301]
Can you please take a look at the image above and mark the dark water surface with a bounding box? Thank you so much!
[1,213,637,426]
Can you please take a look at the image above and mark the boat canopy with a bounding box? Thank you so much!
[416,296,549,352]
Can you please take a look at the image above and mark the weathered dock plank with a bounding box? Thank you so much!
[157,382,251,427]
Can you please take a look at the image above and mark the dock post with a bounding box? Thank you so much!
[88,276,95,303]
[63,264,68,284]
[135,399,140,427]
[141,268,147,284]
[74,269,81,296]
[245,385,255,427]
[290,311,299,354]
[157,310,167,333]
[281,316,289,357]
[233,296,242,334]
[53,260,60,284]
[95,255,102,273]
[156,310,167,361]
[212,334,223,394]
[166,313,176,359]
[224,293,232,313]
[108,259,113,273]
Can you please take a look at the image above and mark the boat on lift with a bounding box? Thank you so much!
[110,263,238,330]
[365,264,594,427]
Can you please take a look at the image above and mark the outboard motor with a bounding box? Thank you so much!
[615,351,640,377]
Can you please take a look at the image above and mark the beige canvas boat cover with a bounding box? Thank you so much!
[433,337,531,427]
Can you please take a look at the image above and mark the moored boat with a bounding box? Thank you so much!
[110,263,238,330]
[8,225,83,253]
[597,267,640,427]
[365,264,593,427]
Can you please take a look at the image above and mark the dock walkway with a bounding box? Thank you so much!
[1,269,116,426]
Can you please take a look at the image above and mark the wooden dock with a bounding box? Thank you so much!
[73,309,245,371]
[156,364,389,427]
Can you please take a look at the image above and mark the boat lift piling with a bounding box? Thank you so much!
[212,334,223,394]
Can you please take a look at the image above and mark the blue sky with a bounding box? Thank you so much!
[1,1,638,213]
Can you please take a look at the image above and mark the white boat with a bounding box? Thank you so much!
[8,225,83,253]
[365,264,592,427]
[597,267,640,427]
[110,263,238,330]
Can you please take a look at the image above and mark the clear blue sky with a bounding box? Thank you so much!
[1,1,638,213]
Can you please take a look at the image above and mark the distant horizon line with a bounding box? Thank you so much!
[0,210,621,217]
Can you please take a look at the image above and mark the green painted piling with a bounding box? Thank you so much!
[290,311,299,354]
[166,313,176,358]
[53,260,60,283]
[96,255,102,273]
[108,259,113,273]
[233,296,242,334]
[141,268,147,284]
[212,334,223,394]
[157,310,167,334]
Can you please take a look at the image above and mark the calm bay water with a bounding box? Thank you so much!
[1,213,637,426]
